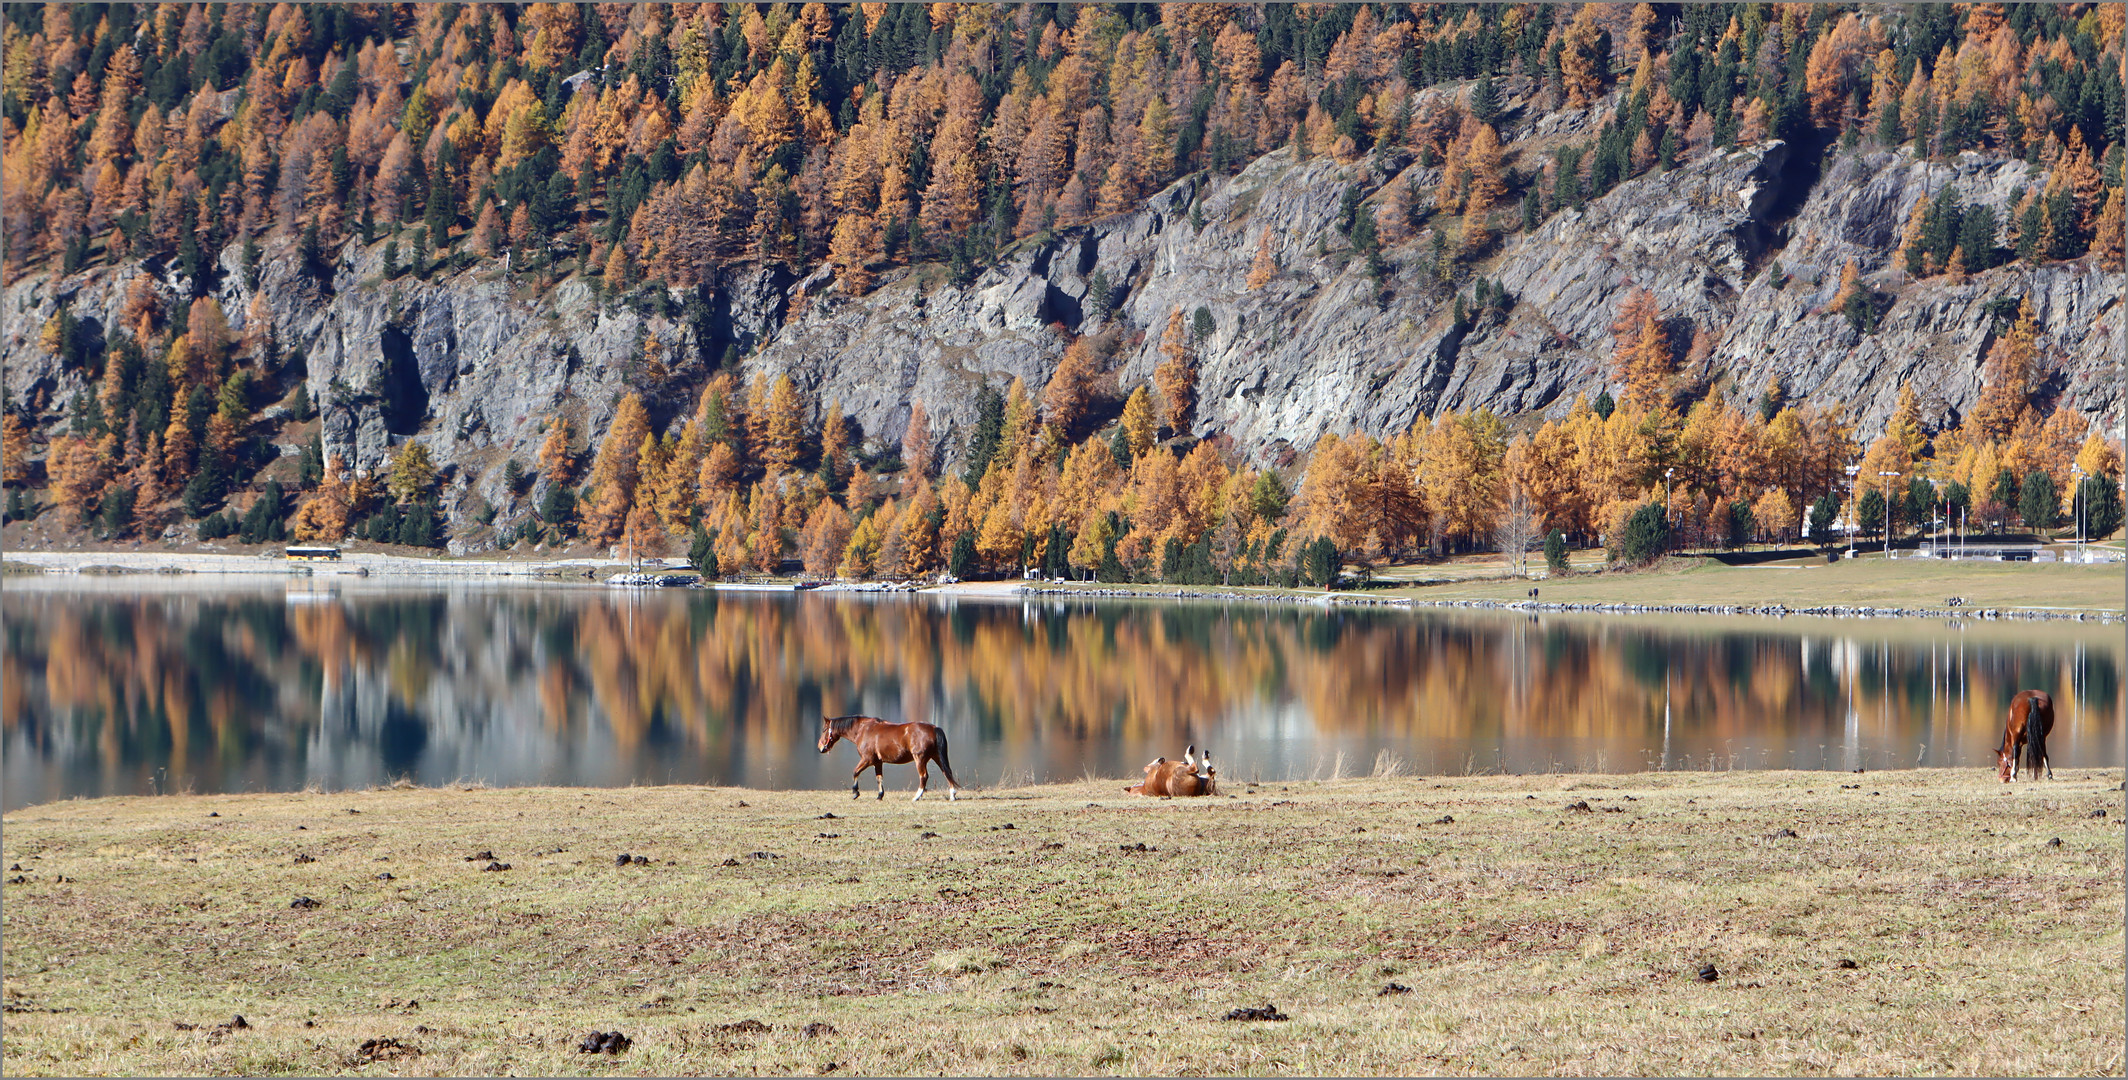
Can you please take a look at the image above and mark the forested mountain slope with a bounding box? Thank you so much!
[1,3,2121,570]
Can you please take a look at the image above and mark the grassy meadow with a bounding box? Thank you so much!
[1400,554,2127,613]
[3,768,2122,1076]
[1039,552,2127,616]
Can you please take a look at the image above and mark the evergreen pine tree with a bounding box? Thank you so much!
[961,383,1005,486]
[298,221,322,277]
[1471,72,1499,123]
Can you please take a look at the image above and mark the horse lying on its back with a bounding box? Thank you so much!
[1125,745,1218,797]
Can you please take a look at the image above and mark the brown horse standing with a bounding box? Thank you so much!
[1996,689,2056,782]
[817,716,961,801]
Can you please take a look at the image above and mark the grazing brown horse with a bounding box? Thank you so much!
[817,716,961,801]
[1996,690,2056,783]
[1125,745,1218,797]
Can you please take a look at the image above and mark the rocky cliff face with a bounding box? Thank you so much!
[4,89,2117,546]
[761,129,2118,468]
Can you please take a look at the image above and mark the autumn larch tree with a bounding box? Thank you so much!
[1246,227,1277,290]
[1042,338,1101,439]
[900,399,934,490]
[290,456,355,541]
[1804,13,1873,131]
[827,211,878,295]
[818,401,850,488]
[1559,7,1609,108]
[1971,298,2037,440]
[388,441,437,504]
[2091,187,2124,271]
[46,435,106,526]
[1610,289,1671,413]
[1461,123,1505,254]
[621,501,666,562]
[0,412,29,486]
[1154,309,1197,435]
[762,374,806,474]
[583,393,650,543]
[1752,488,1798,544]
[800,497,853,579]
[538,417,574,484]
[1121,386,1158,459]
[745,479,785,574]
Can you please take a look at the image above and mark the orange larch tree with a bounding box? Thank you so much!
[1154,309,1197,435]
[1610,290,1671,412]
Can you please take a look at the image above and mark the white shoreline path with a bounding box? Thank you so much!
[2,552,2118,622]
[0,551,1036,594]
[1,549,1047,590]
[1,549,651,578]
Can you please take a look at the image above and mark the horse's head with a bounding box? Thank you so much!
[1997,744,2016,783]
[817,717,844,754]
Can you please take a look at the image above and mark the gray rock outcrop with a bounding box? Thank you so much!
[3,100,2117,546]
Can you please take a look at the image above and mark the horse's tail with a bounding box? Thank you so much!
[2026,702,2050,776]
[934,727,960,786]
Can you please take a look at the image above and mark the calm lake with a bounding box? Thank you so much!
[3,579,2121,810]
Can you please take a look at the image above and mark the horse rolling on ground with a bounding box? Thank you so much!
[1125,744,1218,797]
[817,715,961,801]
[1996,689,2056,783]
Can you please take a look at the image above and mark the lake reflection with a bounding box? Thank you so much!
[3,579,2121,809]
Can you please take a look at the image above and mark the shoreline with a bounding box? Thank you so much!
[9,763,2121,817]
[0,549,625,579]
[4,549,2121,624]
[1016,584,2125,623]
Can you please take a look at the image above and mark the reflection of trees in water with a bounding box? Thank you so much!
[2086,653,2122,724]
[6,593,301,795]
[3,590,2121,805]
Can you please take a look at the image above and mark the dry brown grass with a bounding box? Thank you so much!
[3,770,2121,1076]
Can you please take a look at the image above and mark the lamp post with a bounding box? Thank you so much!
[1878,470,1900,559]
[1664,467,1675,551]
[1844,464,1861,560]
[2071,463,2086,556]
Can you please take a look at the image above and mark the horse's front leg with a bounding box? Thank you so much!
[875,762,886,800]
[851,757,872,800]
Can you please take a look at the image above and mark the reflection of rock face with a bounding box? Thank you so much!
[375,703,428,776]
[305,593,599,793]
[1,92,2117,545]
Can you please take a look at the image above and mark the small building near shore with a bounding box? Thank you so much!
[1913,542,2041,561]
